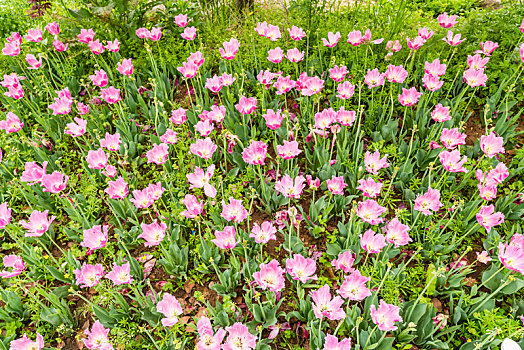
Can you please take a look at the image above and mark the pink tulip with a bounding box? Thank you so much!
[223,323,257,350]
[74,263,104,288]
[9,333,44,350]
[190,138,217,159]
[467,54,489,70]
[440,150,468,173]
[78,28,95,43]
[148,27,162,41]
[364,68,385,89]
[157,293,183,327]
[41,171,68,193]
[145,182,165,201]
[255,21,269,36]
[425,59,447,77]
[267,47,284,63]
[221,197,248,223]
[106,262,133,285]
[106,39,120,52]
[322,31,341,47]
[2,42,20,56]
[219,38,240,60]
[386,40,402,52]
[384,218,412,247]
[443,30,464,46]
[146,143,169,165]
[360,229,387,253]
[286,254,317,283]
[0,202,11,229]
[331,250,355,273]
[263,109,283,130]
[288,25,306,41]
[323,334,352,350]
[347,30,365,46]
[177,61,199,78]
[301,76,324,96]
[77,102,89,115]
[181,194,203,218]
[89,69,108,87]
[437,12,458,28]
[480,132,504,158]
[102,165,117,178]
[100,86,121,103]
[498,242,524,274]
[130,187,156,209]
[170,108,187,124]
[477,205,504,232]
[431,104,451,122]
[357,178,383,198]
[357,200,387,225]
[181,26,197,40]
[139,220,167,247]
[105,176,128,200]
[45,22,60,35]
[311,285,346,321]
[414,187,443,215]
[197,317,226,349]
[52,38,68,52]
[275,174,306,199]
[384,64,408,83]
[329,65,348,82]
[212,226,238,249]
[336,81,355,100]
[100,132,121,151]
[205,75,222,94]
[253,260,286,292]
[64,117,87,137]
[0,112,24,134]
[250,221,277,244]
[422,74,444,92]
[364,150,389,174]
[337,270,371,300]
[20,161,47,185]
[20,210,56,237]
[406,36,425,50]
[187,164,217,198]
[174,14,189,28]
[221,72,236,87]
[257,69,277,87]
[463,67,488,87]
[117,58,134,76]
[440,128,466,150]
[188,51,205,67]
[25,54,42,69]
[370,300,403,331]
[242,141,268,165]
[286,48,304,63]
[277,140,302,159]
[235,96,257,115]
[418,27,434,40]
[264,24,281,41]
[314,108,336,130]
[398,87,422,106]
[0,254,25,278]
[83,321,112,350]
[86,148,108,169]
[81,225,108,251]
[476,250,492,264]
[88,39,105,54]
[326,176,347,195]
[336,107,356,126]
